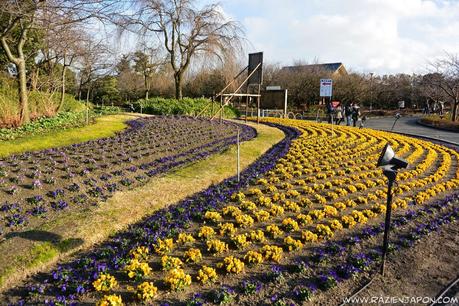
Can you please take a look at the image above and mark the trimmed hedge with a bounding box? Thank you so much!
[93,106,122,115]
[419,115,459,132]
[131,97,239,118]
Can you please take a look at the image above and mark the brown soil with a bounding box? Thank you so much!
[309,219,459,306]
[350,220,459,306]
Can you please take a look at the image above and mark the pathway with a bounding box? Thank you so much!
[362,116,458,144]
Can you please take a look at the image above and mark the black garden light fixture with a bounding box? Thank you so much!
[376,143,409,275]
[391,112,402,131]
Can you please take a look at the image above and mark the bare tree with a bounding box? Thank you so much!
[420,73,444,109]
[334,73,367,105]
[0,0,120,124]
[76,38,113,103]
[126,0,244,99]
[428,54,459,121]
[40,13,86,111]
[133,48,164,99]
[0,0,46,124]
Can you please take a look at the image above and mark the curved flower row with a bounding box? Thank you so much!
[8,119,458,305]
[252,193,459,306]
[0,116,256,235]
[5,123,298,305]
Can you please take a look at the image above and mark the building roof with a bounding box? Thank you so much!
[281,62,347,75]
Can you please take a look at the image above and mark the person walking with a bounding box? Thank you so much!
[335,103,343,125]
[423,100,430,114]
[439,101,445,116]
[352,103,360,127]
[345,103,353,126]
[326,102,333,124]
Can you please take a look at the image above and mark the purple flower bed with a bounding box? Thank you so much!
[4,123,299,305]
[0,116,256,237]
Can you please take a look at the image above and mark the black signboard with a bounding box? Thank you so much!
[248,52,263,85]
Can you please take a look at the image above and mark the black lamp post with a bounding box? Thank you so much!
[391,113,401,131]
[376,143,409,276]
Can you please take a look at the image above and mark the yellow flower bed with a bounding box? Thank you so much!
[283,236,304,251]
[197,266,218,284]
[261,245,284,263]
[93,273,118,292]
[97,294,123,306]
[235,214,255,227]
[266,224,284,238]
[165,268,192,291]
[219,222,237,236]
[244,250,264,265]
[161,256,183,271]
[206,239,229,254]
[204,211,222,223]
[217,256,245,274]
[129,246,149,261]
[231,233,251,249]
[198,226,215,239]
[96,118,459,302]
[176,233,195,244]
[184,248,203,263]
[124,259,152,280]
[136,282,158,301]
[154,238,174,255]
[281,217,300,232]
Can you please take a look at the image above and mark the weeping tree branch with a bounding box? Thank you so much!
[118,0,245,99]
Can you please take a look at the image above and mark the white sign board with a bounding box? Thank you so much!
[266,85,281,91]
[320,79,333,97]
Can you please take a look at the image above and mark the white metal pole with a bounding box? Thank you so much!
[86,100,89,125]
[237,128,240,182]
[284,89,288,118]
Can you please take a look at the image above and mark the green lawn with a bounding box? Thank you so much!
[0,114,134,157]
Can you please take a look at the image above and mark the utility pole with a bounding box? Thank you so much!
[370,72,374,111]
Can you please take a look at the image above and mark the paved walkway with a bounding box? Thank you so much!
[362,116,459,145]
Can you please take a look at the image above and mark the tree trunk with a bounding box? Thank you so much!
[86,85,91,103]
[30,67,39,91]
[144,74,149,100]
[58,66,67,112]
[452,99,458,122]
[174,73,183,99]
[17,60,30,124]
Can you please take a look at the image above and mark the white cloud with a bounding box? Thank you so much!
[221,0,459,75]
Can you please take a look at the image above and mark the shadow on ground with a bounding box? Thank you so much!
[5,230,63,243]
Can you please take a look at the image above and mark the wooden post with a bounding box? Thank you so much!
[211,95,215,118]
[257,95,260,124]
[220,95,223,123]
[245,95,248,122]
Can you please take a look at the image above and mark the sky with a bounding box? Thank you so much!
[213,0,459,75]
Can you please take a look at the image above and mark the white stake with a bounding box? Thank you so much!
[237,128,240,182]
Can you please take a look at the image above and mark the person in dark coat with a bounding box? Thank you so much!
[326,102,333,124]
[352,103,360,127]
[345,103,353,126]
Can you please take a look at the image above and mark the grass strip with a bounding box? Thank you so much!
[0,114,137,157]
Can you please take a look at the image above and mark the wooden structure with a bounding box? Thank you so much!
[196,52,264,123]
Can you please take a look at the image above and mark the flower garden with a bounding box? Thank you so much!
[3,118,459,305]
[0,116,256,236]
